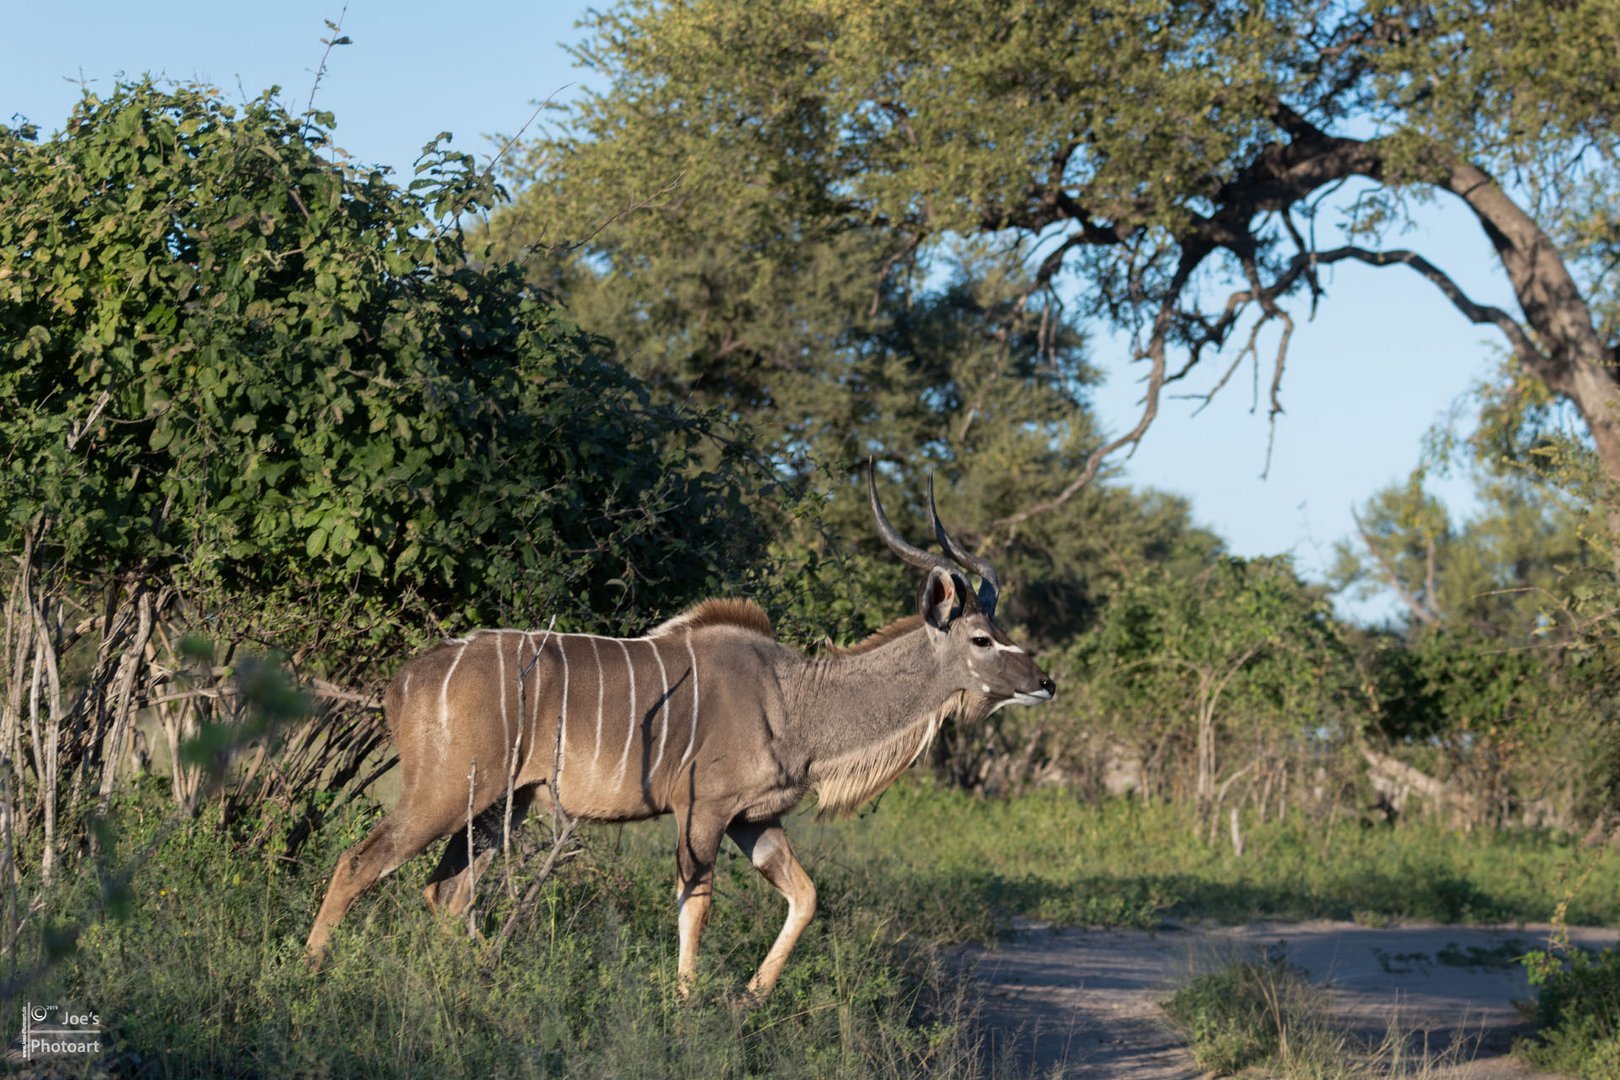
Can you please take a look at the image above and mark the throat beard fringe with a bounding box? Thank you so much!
[809,691,964,818]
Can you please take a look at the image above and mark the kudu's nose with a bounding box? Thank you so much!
[1040,677,1056,697]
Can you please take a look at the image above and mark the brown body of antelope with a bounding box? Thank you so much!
[304,465,1054,1000]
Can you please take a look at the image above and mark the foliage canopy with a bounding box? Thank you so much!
[506,0,1620,541]
[0,80,764,658]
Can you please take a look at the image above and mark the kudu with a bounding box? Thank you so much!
[305,465,1055,999]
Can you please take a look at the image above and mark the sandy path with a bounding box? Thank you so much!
[965,921,1618,1078]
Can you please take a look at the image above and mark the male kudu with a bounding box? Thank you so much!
[305,465,1054,999]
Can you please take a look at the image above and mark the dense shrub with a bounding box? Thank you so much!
[0,81,771,861]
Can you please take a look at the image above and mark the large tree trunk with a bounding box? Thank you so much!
[1233,125,1620,553]
[1441,159,1620,556]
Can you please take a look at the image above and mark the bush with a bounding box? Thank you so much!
[1162,949,1330,1075]
[1519,946,1620,1078]
[0,80,774,860]
[0,80,765,654]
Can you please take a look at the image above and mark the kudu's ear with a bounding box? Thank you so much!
[919,567,975,631]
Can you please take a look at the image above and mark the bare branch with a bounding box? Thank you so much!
[1309,245,1538,358]
[1230,253,1298,480]
[301,4,352,142]
[869,231,922,317]
[431,83,573,246]
[516,173,686,264]
[988,244,1211,538]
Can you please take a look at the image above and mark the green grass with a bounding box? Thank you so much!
[10,784,987,1079]
[1161,949,1479,1079]
[808,781,1620,937]
[1162,948,1329,1075]
[7,777,1619,1077]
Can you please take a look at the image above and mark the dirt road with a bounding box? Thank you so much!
[966,921,1618,1078]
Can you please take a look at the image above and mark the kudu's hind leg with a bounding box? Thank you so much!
[305,810,446,965]
[727,819,816,1001]
[423,784,537,919]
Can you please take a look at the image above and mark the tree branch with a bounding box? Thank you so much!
[988,242,1212,538]
[1308,244,1539,359]
[1352,509,1442,628]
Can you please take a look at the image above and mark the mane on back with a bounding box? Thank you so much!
[822,615,923,656]
[651,598,775,640]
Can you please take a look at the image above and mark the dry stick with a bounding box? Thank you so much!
[490,616,580,965]
[68,586,142,823]
[0,889,51,1003]
[428,86,569,248]
[488,815,579,967]
[515,174,685,267]
[1352,509,1442,628]
[1259,305,1296,479]
[991,218,1511,538]
[2,565,32,836]
[0,768,13,985]
[1230,252,1297,480]
[1208,757,1264,845]
[547,649,571,837]
[24,594,55,885]
[300,3,351,146]
[989,245,1204,541]
[465,757,478,938]
[140,680,371,709]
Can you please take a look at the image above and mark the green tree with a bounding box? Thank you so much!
[505,0,1620,550]
[1335,470,1599,637]
[0,81,766,859]
[1067,556,1361,825]
[1374,629,1620,826]
[497,65,1235,660]
[1334,460,1620,827]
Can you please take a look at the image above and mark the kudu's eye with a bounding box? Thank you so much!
[971,635,992,648]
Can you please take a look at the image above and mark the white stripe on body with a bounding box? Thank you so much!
[554,636,571,794]
[502,633,530,830]
[440,640,469,744]
[647,641,671,786]
[496,630,510,769]
[590,637,604,766]
[527,631,547,749]
[615,639,637,790]
[679,629,700,768]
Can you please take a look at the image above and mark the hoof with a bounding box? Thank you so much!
[726,987,766,1011]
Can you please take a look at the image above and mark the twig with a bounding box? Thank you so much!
[465,757,477,937]
[1352,509,1442,627]
[429,83,573,245]
[989,243,1208,539]
[301,5,352,144]
[487,814,580,967]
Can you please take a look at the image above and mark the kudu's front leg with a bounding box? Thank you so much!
[674,812,726,998]
[727,818,816,1001]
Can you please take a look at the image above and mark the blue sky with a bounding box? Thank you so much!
[4,2,1521,620]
